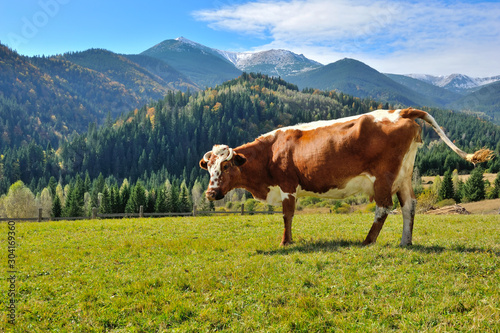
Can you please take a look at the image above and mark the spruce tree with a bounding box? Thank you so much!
[134,181,147,212]
[166,185,179,212]
[463,167,485,202]
[119,179,131,213]
[155,188,168,213]
[146,189,156,213]
[438,170,454,201]
[491,173,500,199]
[179,183,191,212]
[99,187,111,214]
[63,185,83,217]
[48,176,57,198]
[52,194,62,218]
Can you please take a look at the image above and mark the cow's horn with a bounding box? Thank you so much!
[203,151,212,162]
[226,148,234,161]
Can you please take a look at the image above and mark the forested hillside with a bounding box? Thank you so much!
[0,44,195,150]
[1,73,498,199]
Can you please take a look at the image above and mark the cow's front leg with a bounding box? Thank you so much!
[281,196,296,246]
[363,205,391,245]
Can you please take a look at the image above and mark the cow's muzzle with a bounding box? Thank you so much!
[206,189,224,201]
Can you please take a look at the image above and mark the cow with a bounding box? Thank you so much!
[199,108,493,246]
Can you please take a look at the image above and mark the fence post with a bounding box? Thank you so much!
[38,208,43,222]
[241,203,244,216]
[92,207,97,220]
[139,205,144,218]
[192,205,196,217]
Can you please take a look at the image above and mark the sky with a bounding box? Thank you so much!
[0,0,499,77]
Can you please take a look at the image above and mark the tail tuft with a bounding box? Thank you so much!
[466,148,495,165]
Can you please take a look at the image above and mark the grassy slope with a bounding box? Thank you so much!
[1,214,499,332]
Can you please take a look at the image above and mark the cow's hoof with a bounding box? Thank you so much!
[362,239,375,246]
[280,240,294,247]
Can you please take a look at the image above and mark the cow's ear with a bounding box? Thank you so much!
[234,154,246,167]
[199,159,208,170]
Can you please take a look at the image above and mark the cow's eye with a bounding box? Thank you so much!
[223,164,230,171]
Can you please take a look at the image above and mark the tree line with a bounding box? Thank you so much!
[1,73,499,217]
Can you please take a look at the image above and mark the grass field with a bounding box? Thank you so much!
[2,213,499,332]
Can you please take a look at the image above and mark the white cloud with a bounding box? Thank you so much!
[193,0,500,76]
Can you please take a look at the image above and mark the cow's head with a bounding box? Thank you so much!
[199,145,246,201]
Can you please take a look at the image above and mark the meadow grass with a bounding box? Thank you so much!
[1,213,499,332]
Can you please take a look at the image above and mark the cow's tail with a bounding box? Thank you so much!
[401,108,494,165]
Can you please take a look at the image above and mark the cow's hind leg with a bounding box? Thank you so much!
[397,181,417,246]
[280,196,296,246]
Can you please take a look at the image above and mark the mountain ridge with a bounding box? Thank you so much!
[1,35,500,149]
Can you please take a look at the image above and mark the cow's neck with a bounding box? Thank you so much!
[235,137,274,201]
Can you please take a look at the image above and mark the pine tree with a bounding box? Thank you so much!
[125,181,147,213]
[134,181,147,212]
[84,171,92,193]
[48,176,57,198]
[438,170,454,201]
[166,185,179,213]
[155,188,168,213]
[63,185,83,217]
[119,179,131,213]
[490,173,500,199]
[73,174,85,209]
[463,167,485,202]
[146,189,155,213]
[110,185,120,213]
[99,187,111,214]
[455,179,465,203]
[179,183,191,212]
[52,194,62,218]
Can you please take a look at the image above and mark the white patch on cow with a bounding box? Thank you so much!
[207,145,231,189]
[371,109,401,123]
[262,109,402,138]
[296,173,376,200]
[375,206,392,219]
[262,114,364,137]
[392,141,421,193]
[265,186,296,205]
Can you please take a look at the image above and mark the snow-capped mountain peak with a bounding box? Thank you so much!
[406,73,500,93]
[172,37,322,77]
[215,48,322,77]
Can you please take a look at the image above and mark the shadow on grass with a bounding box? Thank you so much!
[256,239,500,257]
[255,238,362,255]
[410,244,500,256]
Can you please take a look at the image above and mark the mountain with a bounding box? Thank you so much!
[62,49,198,93]
[0,43,198,149]
[406,73,500,94]
[140,37,242,88]
[141,37,322,86]
[217,49,322,78]
[2,34,500,151]
[124,54,198,92]
[449,81,500,123]
[0,44,104,146]
[288,58,436,107]
[386,74,462,106]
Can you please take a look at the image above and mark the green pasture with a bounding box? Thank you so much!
[1,213,499,332]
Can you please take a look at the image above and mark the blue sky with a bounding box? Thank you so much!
[1,0,499,77]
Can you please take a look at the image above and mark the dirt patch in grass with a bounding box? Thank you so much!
[460,198,500,215]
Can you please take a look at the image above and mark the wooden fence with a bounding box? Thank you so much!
[0,204,282,222]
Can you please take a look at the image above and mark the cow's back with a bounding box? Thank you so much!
[266,112,421,195]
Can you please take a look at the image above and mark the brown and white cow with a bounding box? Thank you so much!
[200,108,493,246]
